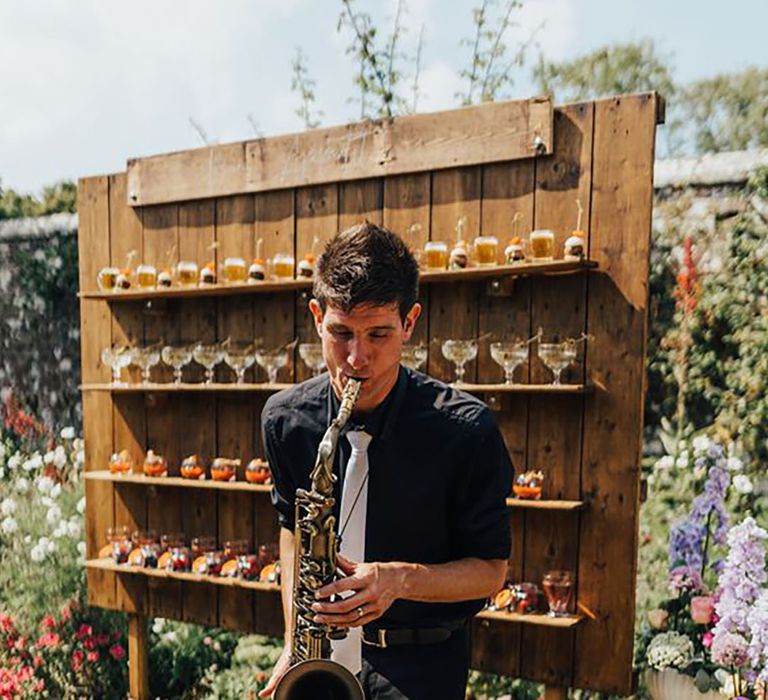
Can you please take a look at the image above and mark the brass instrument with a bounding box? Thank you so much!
[274,378,365,700]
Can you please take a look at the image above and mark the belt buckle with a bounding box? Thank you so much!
[362,629,388,649]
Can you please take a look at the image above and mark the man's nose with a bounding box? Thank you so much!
[346,337,369,370]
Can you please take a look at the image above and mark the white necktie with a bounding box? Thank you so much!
[330,429,372,675]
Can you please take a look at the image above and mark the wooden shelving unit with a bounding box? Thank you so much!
[506,498,586,511]
[476,609,584,628]
[79,260,597,302]
[84,470,271,493]
[85,558,280,592]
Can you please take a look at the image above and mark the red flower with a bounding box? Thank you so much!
[86,650,99,663]
[71,649,85,672]
[109,644,125,661]
[83,636,97,650]
[0,614,14,634]
[95,634,110,646]
[40,615,56,630]
[36,632,60,648]
[33,656,42,668]
[75,624,92,640]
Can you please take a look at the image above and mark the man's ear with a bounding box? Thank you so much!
[403,303,422,341]
[308,299,324,336]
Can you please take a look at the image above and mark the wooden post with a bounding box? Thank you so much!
[128,613,150,700]
[544,686,568,700]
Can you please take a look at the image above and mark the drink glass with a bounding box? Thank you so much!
[538,340,577,385]
[255,347,289,384]
[529,230,555,262]
[400,345,428,372]
[101,346,133,385]
[223,342,256,384]
[490,340,529,384]
[97,267,119,291]
[131,346,161,385]
[474,236,499,266]
[271,253,295,280]
[542,570,574,617]
[298,343,326,376]
[223,257,248,284]
[136,264,157,289]
[177,261,199,286]
[192,343,225,385]
[161,344,193,385]
[441,339,478,385]
[424,241,448,271]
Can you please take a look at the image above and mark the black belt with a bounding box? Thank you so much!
[362,620,465,648]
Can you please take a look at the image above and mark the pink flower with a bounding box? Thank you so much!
[109,644,125,661]
[75,624,92,640]
[691,596,715,625]
[40,615,56,630]
[83,637,96,650]
[702,631,714,648]
[0,614,14,634]
[36,632,60,648]
[86,650,99,663]
[95,634,109,646]
[71,649,84,671]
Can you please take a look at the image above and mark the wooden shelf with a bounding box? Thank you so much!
[78,260,597,302]
[81,381,591,395]
[506,498,586,511]
[476,609,584,628]
[84,470,271,493]
[85,558,280,592]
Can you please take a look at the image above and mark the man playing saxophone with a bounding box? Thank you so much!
[260,223,512,700]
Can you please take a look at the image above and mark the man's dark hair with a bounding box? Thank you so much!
[312,222,419,320]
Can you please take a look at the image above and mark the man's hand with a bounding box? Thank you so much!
[311,554,405,628]
[258,645,292,699]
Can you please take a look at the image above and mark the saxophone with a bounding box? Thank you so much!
[274,378,365,700]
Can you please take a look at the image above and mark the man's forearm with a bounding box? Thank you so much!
[279,527,295,645]
[395,557,507,603]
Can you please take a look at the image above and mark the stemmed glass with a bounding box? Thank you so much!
[192,343,225,385]
[223,341,256,384]
[131,345,161,385]
[298,343,326,376]
[255,346,290,384]
[400,345,428,372]
[538,339,578,385]
[101,346,133,385]
[490,340,529,385]
[161,344,194,385]
[441,339,478,385]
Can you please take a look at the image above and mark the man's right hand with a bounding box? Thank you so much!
[258,645,292,698]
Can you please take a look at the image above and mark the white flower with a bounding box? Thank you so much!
[675,456,689,469]
[58,358,72,372]
[0,443,6,461]
[36,476,54,494]
[30,544,45,563]
[693,435,710,454]
[0,468,4,479]
[655,455,675,471]
[733,474,754,494]
[46,505,62,525]
[8,454,21,470]
[727,456,744,471]
[52,522,66,538]
[646,631,694,670]
[67,520,81,538]
[33,249,46,262]
[46,539,56,553]
[15,477,29,493]
[73,438,84,452]
[60,426,75,440]
[76,497,86,515]
[1,516,18,534]
[39,496,53,508]
[49,484,61,499]
[77,541,86,558]
[0,497,16,516]
[44,451,55,465]
[53,446,67,469]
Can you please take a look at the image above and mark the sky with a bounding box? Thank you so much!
[1,0,767,194]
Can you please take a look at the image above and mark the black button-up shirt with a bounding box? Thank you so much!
[262,366,513,626]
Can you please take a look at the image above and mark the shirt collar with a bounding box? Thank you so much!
[326,366,408,442]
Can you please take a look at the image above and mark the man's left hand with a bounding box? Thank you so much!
[311,554,405,628]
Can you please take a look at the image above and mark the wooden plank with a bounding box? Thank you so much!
[573,93,658,695]
[338,178,383,230]
[127,98,553,206]
[85,471,271,492]
[78,175,117,610]
[109,173,148,615]
[520,103,594,687]
[476,610,584,628]
[427,167,482,384]
[128,614,150,700]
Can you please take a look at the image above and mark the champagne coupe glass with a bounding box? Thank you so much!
[255,346,289,384]
[192,343,225,385]
[538,338,578,385]
[161,344,193,385]
[298,343,326,376]
[441,339,478,385]
[490,340,529,385]
[101,345,133,385]
[223,341,256,384]
[400,345,428,372]
[131,345,161,385]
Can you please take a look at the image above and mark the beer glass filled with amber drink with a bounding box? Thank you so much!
[223,257,247,283]
[137,264,157,289]
[271,253,295,280]
[529,230,555,262]
[424,241,448,270]
[474,236,499,266]
[177,261,199,286]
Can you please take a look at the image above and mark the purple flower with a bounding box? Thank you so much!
[711,631,749,667]
[668,566,706,595]
[747,590,768,682]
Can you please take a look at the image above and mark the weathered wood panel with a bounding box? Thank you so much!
[127,99,553,206]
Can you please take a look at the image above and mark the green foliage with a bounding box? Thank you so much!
[680,67,768,154]
[533,39,676,103]
[0,179,77,220]
[456,0,534,105]
[291,47,323,129]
